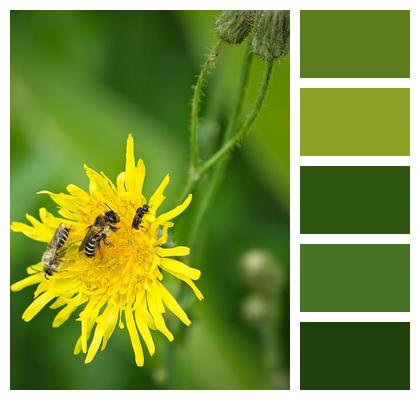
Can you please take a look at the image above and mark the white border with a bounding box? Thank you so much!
[1,0,419,398]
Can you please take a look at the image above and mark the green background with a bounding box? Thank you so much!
[300,244,410,312]
[300,10,410,78]
[10,11,290,389]
[300,166,410,234]
[300,322,410,390]
[301,88,410,156]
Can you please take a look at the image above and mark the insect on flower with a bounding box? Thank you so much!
[41,223,70,278]
[79,205,120,258]
[11,134,203,367]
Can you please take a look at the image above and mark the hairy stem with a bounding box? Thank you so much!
[188,45,253,247]
[189,39,223,173]
[197,59,274,178]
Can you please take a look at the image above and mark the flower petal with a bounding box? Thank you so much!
[157,194,192,223]
[125,307,144,366]
[155,246,190,258]
[125,134,136,193]
[146,289,174,341]
[158,282,191,326]
[149,174,170,216]
[22,291,56,322]
[79,297,107,353]
[85,328,103,364]
[134,308,155,356]
[52,294,86,327]
[159,257,201,280]
[11,273,43,292]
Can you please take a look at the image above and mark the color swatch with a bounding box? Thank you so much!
[300,10,410,78]
[300,166,410,234]
[300,322,410,390]
[300,88,410,156]
[300,244,410,312]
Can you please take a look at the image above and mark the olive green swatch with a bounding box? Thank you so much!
[301,88,410,156]
[300,10,410,77]
[300,166,410,234]
[300,244,410,312]
[300,322,410,389]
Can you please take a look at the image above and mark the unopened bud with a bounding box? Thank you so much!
[251,11,290,60]
[215,11,255,44]
[241,293,270,328]
[240,249,284,293]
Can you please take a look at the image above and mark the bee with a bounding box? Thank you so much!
[132,204,149,230]
[79,207,120,258]
[41,223,70,278]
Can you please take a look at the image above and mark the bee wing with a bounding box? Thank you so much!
[48,223,66,250]
[79,225,101,252]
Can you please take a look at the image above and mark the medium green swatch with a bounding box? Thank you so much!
[300,10,410,78]
[301,88,410,156]
[300,166,410,234]
[300,244,410,312]
[300,322,410,389]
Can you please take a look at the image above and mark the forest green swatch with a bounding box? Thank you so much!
[300,88,410,156]
[300,244,410,312]
[300,167,410,234]
[300,322,410,389]
[300,10,410,77]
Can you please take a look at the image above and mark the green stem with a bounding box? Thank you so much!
[197,59,274,178]
[188,46,253,247]
[189,39,223,173]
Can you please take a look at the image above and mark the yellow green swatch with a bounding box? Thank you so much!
[301,88,410,156]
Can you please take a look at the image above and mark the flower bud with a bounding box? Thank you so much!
[240,248,284,294]
[215,11,255,44]
[241,293,270,328]
[251,11,290,60]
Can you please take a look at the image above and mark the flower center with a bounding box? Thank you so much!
[58,207,156,306]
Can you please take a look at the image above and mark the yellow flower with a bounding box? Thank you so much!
[11,134,203,367]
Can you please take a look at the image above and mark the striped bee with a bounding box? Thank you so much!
[79,208,120,258]
[132,204,149,230]
[41,223,70,278]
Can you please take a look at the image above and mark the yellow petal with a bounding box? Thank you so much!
[155,246,190,258]
[158,282,191,326]
[49,297,66,309]
[146,289,174,341]
[125,307,144,367]
[85,327,103,364]
[165,269,204,301]
[52,301,80,328]
[66,184,90,201]
[159,257,201,280]
[11,273,43,292]
[11,216,51,243]
[134,308,155,356]
[134,158,146,196]
[52,295,85,327]
[125,134,136,193]
[26,263,43,275]
[99,305,119,351]
[74,336,82,355]
[80,298,106,353]
[149,174,170,216]
[157,194,192,223]
[22,291,55,322]
[117,171,126,193]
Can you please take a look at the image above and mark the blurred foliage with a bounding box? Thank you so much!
[10,10,289,390]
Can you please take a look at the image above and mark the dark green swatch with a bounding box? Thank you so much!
[300,88,410,156]
[300,322,410,390]
[300,10,410,77]
[300,167,410,234]
[300,244,410,312]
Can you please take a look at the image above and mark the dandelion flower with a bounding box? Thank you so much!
[11,134,203,366]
